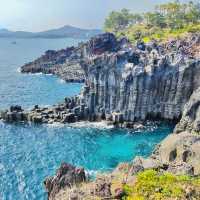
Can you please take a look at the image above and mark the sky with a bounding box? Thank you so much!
[0,0,198,32]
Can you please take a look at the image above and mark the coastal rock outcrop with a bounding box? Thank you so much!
[0,96,89,124]
[125,130,200,176]
[21,47,85,82]
[151,132,200,175]
[44,163,86,200]
[175,88,200,134]
[0,105,28,122]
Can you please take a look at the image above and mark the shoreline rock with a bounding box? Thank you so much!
[21,47,85,83]
[44,163,86,200]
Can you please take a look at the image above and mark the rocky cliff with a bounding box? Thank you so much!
[81,34,200,123]
[175,88,200,133]
[21,47,85,82]
[1,33,200,127]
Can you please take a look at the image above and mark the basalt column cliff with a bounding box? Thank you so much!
[80,33,200,124]
[1,33,200,126]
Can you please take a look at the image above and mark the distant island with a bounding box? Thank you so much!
[0,25,102,39]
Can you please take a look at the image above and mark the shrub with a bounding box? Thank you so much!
[123,170,200,200]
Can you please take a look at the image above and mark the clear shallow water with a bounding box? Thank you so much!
[0,38,174,200]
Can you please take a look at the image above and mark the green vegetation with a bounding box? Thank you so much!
[104,1,200,43]
[122,170,200,200]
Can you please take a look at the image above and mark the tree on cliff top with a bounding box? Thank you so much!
[104,9,143,33]
[104,1,200,42]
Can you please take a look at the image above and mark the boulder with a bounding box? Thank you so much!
[62,113,75,123]
[112,112,124,124]
[152,132,200,175]
[129,156,163,175]
[10,105,22,112]
[175,87,200,134]
[31,115,43,123]
[0,110,8,120]
[114,188,125,199]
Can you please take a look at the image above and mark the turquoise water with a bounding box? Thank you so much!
[0,38,174,200]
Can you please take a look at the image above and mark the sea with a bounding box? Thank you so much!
[0,37,174,200]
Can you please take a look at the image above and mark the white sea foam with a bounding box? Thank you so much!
[16,67,21,73]
[85,170,99,178]
[47,122,65,128]
[69,121,114,129]
[0,163,5,171]
[45,73,53,76]
[58,79,65,84]
[86,169,112,179]
[0,120,6,127]
[46,120,114,129]
[31,72,43,76]
[31,72,53,76]
[41,104,51,108]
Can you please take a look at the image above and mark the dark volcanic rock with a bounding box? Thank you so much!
[20,46,85,82]
[86,32,117,55]
[0,105,27,122]
[44,163,86,200]
[10,105,23,112]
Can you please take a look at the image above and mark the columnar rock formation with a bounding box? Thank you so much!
[1,33,200,127]
[80,33,200,124]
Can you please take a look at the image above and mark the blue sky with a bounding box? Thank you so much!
[0,0,198,31]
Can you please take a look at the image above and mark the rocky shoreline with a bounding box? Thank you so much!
[0,103,157,129]
[1,32,200,199]
[20,47,85,82]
